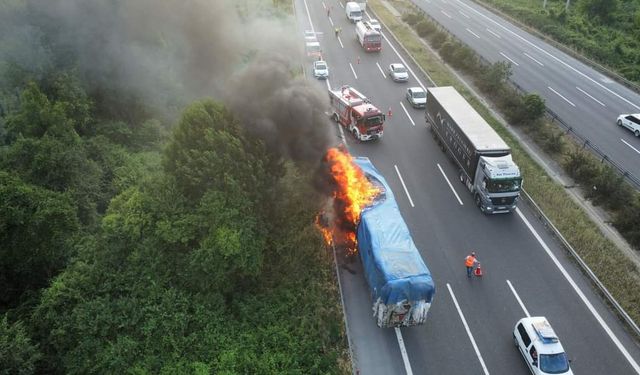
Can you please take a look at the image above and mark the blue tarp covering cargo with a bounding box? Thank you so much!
[354,157,435,328]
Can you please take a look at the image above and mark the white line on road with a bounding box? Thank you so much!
[499,52,519,66]
[486,28,501,39]
[507,280,530,317]
[523,52,544,66]
[455,0,640,111]
[447,284,491,375]
[302,0,315,33]
[376,62,387,78]
[459,10,470,18]
[394,165,415,208]
[325,78,331,90]
[621,138,640,155]
[466,28,480,39]
[322,1,326,9]
[441,9,452,18]
[400,102,416,126]
[576,86,606,107]
[394,328,414,375]
[338,36,344,48]
[548,86,576,107]
[349,63,358,79]
[516,208,640,374]
[437,164,464,205]
[339,1,344,8]
[329,16,334,27]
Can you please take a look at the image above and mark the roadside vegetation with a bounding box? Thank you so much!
[369,0,640,326]
[0,1,348,374]
[474,0,640,86]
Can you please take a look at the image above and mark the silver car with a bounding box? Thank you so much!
[313,60,329,79]
[406,87,426,108]
[388,63,409,82]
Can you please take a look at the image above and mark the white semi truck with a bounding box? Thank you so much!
[426,86,522,214]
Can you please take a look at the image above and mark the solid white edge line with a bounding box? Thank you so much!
[499,52,519,66]
[621,138,640,155]
[516,208,640,374]
[349,62,358,79]
[394,164,415,208]
[302,0,315,33]
[523,52,544,67]
[466,28,480,39]
[399,102,416,126]
[576,86,606,107]
[376,62,387,78]
[441,9,452,18]
[394,328,414,375]
[548,86,576,107]
[447,283,491,375]
[455,0,640,111]
[506,280,530,318]
[437,164,464,205]
[486,28,501,39]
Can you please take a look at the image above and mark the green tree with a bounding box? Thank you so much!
[0,315,42,375]
[479,61,512,93]
[579,0,618,24]
[0,172,79,306]
[522,93,546,124]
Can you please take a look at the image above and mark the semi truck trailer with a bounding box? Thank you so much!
[426,86,522,214]
[354,157,435,328]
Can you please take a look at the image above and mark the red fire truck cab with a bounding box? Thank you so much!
[329,85,385,141]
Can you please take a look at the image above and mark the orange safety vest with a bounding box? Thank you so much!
[465,255,476,267]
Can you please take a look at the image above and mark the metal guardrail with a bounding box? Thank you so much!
[521,189,640,338]
[413,6,640,190]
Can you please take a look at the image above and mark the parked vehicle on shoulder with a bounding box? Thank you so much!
[313,60,329,79]
[406,87,426,108]
[513,317,573,375]
[617,113,640,137]
[388,63,409,82]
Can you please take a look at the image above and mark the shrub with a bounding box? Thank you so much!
[452,44,479,74]
[588,166,628,210]
[521,94,546,124]
[439,40,457,64]
[614,194,640,249]
[543,129,566,155]
[415,19,436,38]
[430,31,448,49]
[478,61,512,93]
[402,12,422,26]
[563,149,600,185]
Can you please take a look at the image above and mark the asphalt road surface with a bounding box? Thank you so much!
[294,0,640,374]
[411,0,640,185]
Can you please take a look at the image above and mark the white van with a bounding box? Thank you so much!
[345,2,363,23]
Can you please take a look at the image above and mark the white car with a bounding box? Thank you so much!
[513,317,573,375]
[367,19,382,33]
[617,113,640,137]
[406,87,426,108]
[313,60,329,79]
[388,63,409,82]
[304,30,317,43]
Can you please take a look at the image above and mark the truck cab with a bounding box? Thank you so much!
[471,155,521,214]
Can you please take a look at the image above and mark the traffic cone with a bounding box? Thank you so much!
[388,107,393,117]
[474,263,483,277]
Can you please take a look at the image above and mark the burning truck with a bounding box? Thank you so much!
[318,148,435,328]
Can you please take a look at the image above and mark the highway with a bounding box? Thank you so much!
[295,0,640,374]
[411,0,640,185]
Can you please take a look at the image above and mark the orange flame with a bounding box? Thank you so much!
[316,147,380,254]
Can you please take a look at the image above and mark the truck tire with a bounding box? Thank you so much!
[475,194,485,213]
[636,130,639,137]
[333,113,339,122]
[459,170,465,185]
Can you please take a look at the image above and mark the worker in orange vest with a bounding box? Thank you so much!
[465,251,478,278]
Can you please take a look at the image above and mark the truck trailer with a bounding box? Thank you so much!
[354,157,435,328]
[426,86,522,214]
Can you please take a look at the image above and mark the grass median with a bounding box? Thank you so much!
[370,0,640,327]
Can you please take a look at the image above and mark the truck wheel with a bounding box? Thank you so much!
[333,113,339,122]
[459,171,465,185]
[636,130,639,137]
[475,194,484,212]
[617,119,623,126]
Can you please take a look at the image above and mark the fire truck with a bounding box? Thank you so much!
[355,21,382,52]
[329,85,385,141]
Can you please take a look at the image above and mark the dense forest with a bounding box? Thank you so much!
[0,0,347,373]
